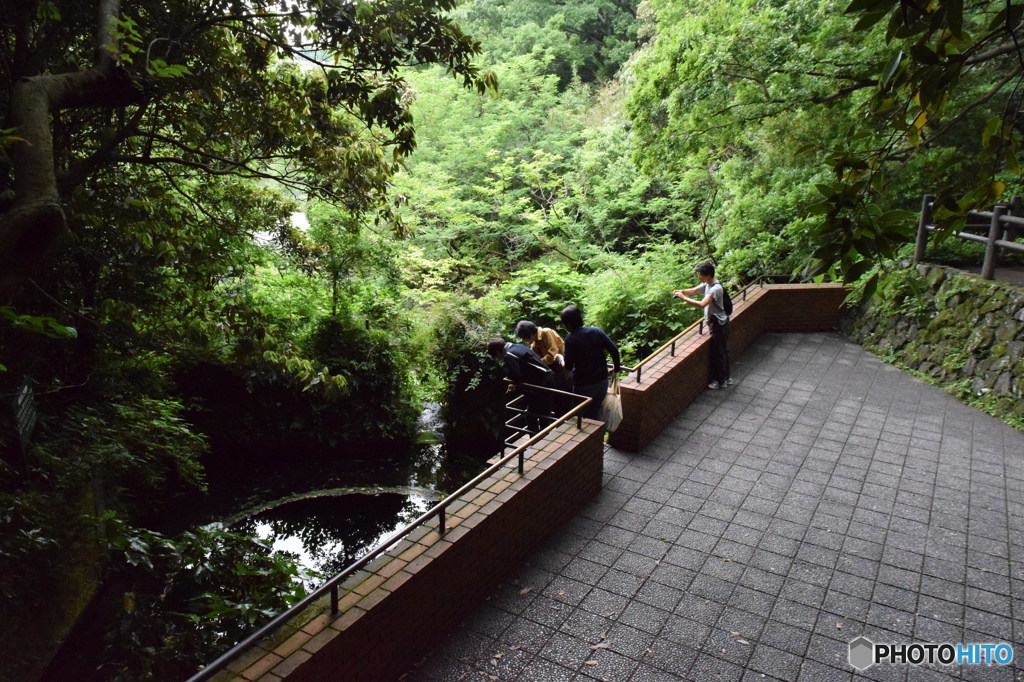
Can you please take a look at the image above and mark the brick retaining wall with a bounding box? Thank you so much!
[608,283,848,452]
[214,418,605,682]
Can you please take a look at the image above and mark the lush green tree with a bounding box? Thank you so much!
[807,0,1023,291]
[624,0,1022,290]
[455,0,639,84]
[395,52,593,279]
[0,1,494,676]
[0,0,494,296]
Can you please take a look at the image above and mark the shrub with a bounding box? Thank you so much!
[581,242,701,362]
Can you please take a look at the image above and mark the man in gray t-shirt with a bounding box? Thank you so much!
[672,262,732,389]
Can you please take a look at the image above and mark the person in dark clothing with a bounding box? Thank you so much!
[487,337,557,433]
[559,305,621,420]
[673,261,732,389]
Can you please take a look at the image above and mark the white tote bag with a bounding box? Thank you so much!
[598,377,623,432]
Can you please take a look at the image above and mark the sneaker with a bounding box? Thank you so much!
[708,381,721,390]
[724,377,734,386]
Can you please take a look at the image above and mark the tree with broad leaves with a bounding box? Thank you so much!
[0,0,496,299]
[625,0,1022,293]
[808,0,1022,297]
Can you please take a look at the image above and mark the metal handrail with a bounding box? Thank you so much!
[188,387,592,682]
[503,381,591,447]
[622,274,795,384]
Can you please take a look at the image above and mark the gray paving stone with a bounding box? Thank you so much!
[516,657,576,681]
[407,334,1024,681]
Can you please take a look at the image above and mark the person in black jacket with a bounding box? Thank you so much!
[487,337,557,433]
[560,305,621,419]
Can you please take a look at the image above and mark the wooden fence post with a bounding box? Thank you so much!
[1007,195,1021,243]
[913,194,934,264]
[981,204,1006,280]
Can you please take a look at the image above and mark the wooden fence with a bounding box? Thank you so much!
[913,194,1024,279]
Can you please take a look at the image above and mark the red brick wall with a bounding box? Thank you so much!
[608,284,846,452]
[761,284,849,332]
[219,419,605,682]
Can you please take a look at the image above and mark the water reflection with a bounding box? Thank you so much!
[205,402,496,585]
[227,489,437,587]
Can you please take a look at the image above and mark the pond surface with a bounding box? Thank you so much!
[226,487,438,587]
[205,403,491,586]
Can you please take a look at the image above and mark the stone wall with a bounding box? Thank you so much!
[842,263,1024,420]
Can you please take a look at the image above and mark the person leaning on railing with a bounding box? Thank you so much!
[515,320,572,394]
[560,304,621,420]
[672,261,733,390]
[487,337,557,432]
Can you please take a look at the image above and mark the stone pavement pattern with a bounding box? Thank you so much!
[404,333,1024,682]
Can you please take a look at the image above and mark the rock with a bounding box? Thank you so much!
[965,327,995,354]
[924,266,946,288]
[994,372,1013,395]
[996,320,1020,342]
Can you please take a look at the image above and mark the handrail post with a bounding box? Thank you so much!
[518,449,524,474]
[671,339,675,356]
[437,505,446,535]
[913,194,934,265]
[982,204,1006,280]
[636,365,642,384]
[330,585,339,615]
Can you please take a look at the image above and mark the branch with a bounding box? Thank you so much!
[967,42,1024,67]
[96,0,119,67]
[111,155,335,198]
[811,79,878,104]
[0,0,143,295]
[58,105,148,195]
[920,65,1024,148]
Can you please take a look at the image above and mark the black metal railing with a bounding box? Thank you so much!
[503,382,589,449]
[187,384,592,682]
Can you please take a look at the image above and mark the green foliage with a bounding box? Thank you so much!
[581,242,702,362]
[867,267,936,322]
[423,294,507,452]
[624,0,1023,283]
[494,261,586,330]
[308,316,419,443]
[102,516,312,681]
[455,0,640,85]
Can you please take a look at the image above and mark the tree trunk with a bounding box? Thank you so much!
[0,0,141,298]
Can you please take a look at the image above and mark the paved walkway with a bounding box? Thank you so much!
[404,333,1024,682]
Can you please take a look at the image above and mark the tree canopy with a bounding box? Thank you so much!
[0,0,495,296]
[625,0,1023,291]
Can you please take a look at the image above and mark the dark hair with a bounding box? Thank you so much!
[486,338,507,356]
[695,262,716,277]
[514,320,538,341]
[560,304,584,331]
